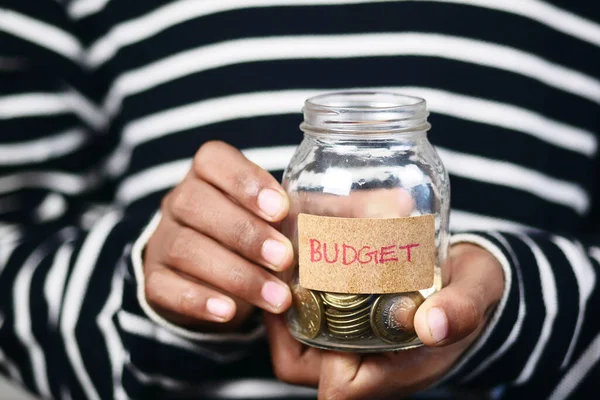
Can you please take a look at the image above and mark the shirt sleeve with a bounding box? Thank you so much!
[0,3,268,400]
[441,229,600,399]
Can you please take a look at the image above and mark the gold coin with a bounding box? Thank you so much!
[321,293,362,306]
[327,318,371,331]
[328,325,370,335]
[325,303,372,318]
[322,292,368,301]
[291,285,323,339]
[321,293,373,310]
[321,292,363,300]
[323,293,361,301]
[325,312,370,326]
[370,293,423,344]
[328,325,371,338]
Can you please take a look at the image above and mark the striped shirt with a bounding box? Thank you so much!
[0,0,599,399]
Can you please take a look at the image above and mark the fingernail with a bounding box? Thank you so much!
[261,281,289,309]
[206,298,233,320]
[258,189,285,218]
[262,239,289,268]
[428,307,448,343]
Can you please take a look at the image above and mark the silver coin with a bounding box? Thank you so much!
[370,294,422,344]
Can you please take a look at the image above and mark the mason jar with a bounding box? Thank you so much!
[280,91,450,352]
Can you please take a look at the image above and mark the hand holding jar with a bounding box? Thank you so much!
[265,243,504,398]
[143,141,295,331]
[264,92,504,397]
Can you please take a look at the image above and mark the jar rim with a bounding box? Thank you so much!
[301,91,431,134]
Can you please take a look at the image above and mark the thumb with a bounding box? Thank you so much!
[413,244,504,347]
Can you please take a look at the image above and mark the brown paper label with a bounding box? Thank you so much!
[298,213,435,293]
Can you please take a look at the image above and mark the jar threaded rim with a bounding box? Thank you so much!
[301,91,430,134]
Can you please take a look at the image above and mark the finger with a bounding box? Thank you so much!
[390,292,424,332]
[145,264,237,323]
[160,221,292,313]
[264,312,321,387]
[318,351,362,400]
[414,246,504,346]
[193,141,289,221]
[167,177,294,271]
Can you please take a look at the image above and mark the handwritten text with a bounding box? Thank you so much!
[309,239,420,266]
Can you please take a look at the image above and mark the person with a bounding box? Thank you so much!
[0,0,598,399]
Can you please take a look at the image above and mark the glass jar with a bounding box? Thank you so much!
[281,91,450,352]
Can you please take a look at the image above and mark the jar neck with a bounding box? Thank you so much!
[300,91,431,136]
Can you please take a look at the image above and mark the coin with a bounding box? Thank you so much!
[327,318,371,331]
[320,291,377,340]
[321,293,373,310]
[323,293,360,300]
[322,292,367,302]
[328,325,371,338]
[325,303,372,318]
[388,292,425,332]
[370,293,424,344]
[291,285,323,339]
[325,312,371,326]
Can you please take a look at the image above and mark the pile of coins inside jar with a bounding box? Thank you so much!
[322,293,373,339]
[291,285,425,345]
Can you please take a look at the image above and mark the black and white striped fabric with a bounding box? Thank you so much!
[0,1,599,399]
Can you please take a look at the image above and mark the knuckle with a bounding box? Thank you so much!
[160,190,172,211]
[165,228,193,264]
[320,384,348,400]
[145,231,161,259]
[177,289,202,317]
[230,218,261,250]
[275,371,298,385]
[271,359,289,382]
[462,295,483,331]
[144,270,163,306]
[226,264,252,297]
[233,169,260,199]
[169,185,191,218]
[194,141,223,175]
[272,356,298,384]
[203,140,226,152]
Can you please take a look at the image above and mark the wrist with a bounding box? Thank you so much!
[434,232,516,387]
[448,242,505,310]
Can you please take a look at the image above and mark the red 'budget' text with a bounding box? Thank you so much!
[308,239,420,266]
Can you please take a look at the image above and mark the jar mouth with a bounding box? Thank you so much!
[301,91,431,134]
